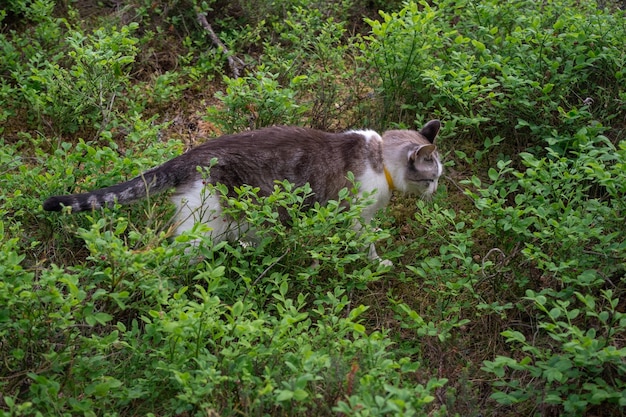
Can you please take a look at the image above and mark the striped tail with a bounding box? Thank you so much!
[43,167,179,212]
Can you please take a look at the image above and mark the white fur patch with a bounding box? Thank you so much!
[170,179,246,242]
[348,129,382,144]
[428,157,443,196]
[356,165,392,222]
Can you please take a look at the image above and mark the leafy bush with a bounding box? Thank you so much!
[361,0,626,148]
[0,173,447,415]
[211,3,368,131]
[468,130,626,414]
[17,24,139,135]
[211,69,309,132]
[387,126,625,415]
[360,1,442,126]
[483,288,626,414]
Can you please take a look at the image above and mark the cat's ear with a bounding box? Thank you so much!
[419,120,441,143]
[408,144,437,162]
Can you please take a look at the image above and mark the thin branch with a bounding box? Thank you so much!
[242,249,291,304]
[196,11,245,79]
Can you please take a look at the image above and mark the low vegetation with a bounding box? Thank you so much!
[1,0,625,415]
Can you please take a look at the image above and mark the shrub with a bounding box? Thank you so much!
[468,130,626,414]
[210,69,309,132]
[210,4,367,131]
[392,125,626,415]
[0,175,448,415]
[17,23,139,135]
[361,0,626,149]
[360,1,443,127]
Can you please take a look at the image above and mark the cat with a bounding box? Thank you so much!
[43,120,442,263]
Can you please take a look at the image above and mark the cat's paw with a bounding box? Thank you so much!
[379,258,393,268]
[238,239,254,248]
[368,243,393,267]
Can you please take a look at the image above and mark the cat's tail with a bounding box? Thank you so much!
[43,165,182,212]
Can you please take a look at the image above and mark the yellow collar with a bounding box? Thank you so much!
[384,166,395,191]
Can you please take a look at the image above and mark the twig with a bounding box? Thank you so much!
[444,174,475,202]
[242,249,291,304]
[196,11,245,78]
[481,247,506,279]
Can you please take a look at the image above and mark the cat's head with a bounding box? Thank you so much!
[382,120,442,197]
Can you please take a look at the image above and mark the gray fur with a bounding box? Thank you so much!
[44,126,381,211]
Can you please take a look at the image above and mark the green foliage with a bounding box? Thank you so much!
[395,127,626,415]
[361,1,443,125]
[467,131,626,414]
[483,288,626,414]
[465,132,625,280]
[361,0,626,147]
[0,0,66,131]
[2,0,626,415]
[211,69,309,131]
[206,175,395,291]
[0,174,444,415]
[17,24,139,134]
[211,3,367,131]
[260,5,365,129]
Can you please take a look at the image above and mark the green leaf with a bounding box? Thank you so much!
[567,308,580,320]
[276,390,294,402]
[535,295,547,306]
[549,307,561,320]
[232,300,244,316]
[544,393,562,404]
[491,391,522,405]
[598,311,609,323]
[543,367,563,383]
[279,280,288,297]
[292,389,308,401]
[85,312,113,326]
[471,39,486,52]
[553,358,573,373]
[502,330,526,343]
[352,323,366,334]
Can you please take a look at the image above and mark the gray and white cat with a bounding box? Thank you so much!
[43,120,442,262]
